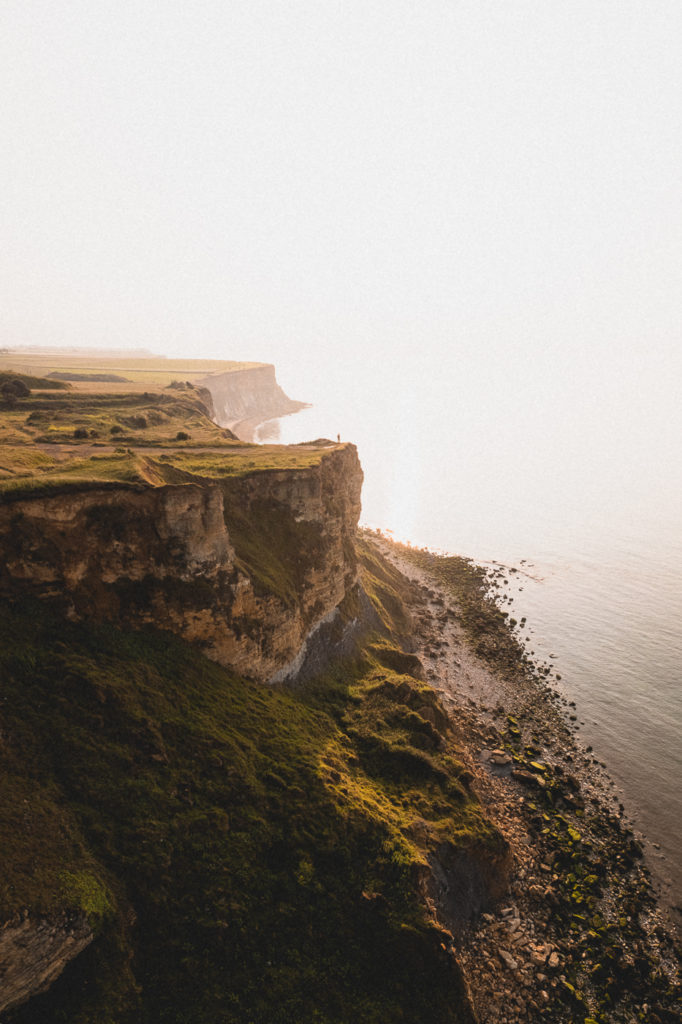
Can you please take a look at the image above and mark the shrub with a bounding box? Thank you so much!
[121,415,148,430]
[1,379,30,405]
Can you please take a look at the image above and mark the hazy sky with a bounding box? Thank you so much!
[2,1,682,440]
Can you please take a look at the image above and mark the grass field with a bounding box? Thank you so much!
[0,351,263,393]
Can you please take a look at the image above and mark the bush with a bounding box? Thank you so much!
[121,415,148,430]
[74,427,88,439]
[175,431,190,441]
[1,379,30,405]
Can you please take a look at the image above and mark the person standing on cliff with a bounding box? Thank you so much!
[337,433,340,443]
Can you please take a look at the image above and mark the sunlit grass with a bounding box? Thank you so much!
[168,445,326,478]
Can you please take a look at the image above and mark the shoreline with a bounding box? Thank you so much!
[368,531,681,1023]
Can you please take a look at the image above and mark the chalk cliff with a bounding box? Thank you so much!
[198,364,306,437]
[0,446,362,684]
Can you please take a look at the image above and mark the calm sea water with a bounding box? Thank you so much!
[256,362,682,910]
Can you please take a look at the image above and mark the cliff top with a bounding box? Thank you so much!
[0,379,336,501]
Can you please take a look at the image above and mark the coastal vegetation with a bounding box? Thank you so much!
[0,543,497,1023]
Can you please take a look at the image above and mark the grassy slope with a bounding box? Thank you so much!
[0,543,500,1024]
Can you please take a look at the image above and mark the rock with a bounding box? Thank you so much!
[547,951,560,969]
[0,912,93,1014]
[512,769,546,788]
[498,949,519,970]
[0,446,364,687]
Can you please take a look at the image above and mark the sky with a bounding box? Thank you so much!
[2,1,682,469]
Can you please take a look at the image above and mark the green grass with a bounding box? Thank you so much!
[0,448,58,478]
[0,388,330,499]
[167,445,325,477]
[0,452,152,498]
[0,447,332,501]
[0,389,228,451]
[0,542,496,1023]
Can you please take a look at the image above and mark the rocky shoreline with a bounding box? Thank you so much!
[369,533,681,1024]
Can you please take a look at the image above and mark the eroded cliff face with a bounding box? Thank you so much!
[198,364,306,436]
[0,445,362,683]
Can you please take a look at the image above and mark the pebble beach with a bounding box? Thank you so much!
[372,533,681,1024]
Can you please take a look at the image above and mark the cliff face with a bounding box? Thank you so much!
[0,445,362,683]
[198,364,306,437]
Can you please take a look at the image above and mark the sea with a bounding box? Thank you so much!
[254,359,682,913]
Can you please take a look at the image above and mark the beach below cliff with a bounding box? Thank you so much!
[367,531,681,1024]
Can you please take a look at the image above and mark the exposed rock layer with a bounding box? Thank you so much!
[0,446,362,683]
[0,913,93,1015]
[198,364,306,437]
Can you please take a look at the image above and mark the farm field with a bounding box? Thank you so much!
[0,350,261,392]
